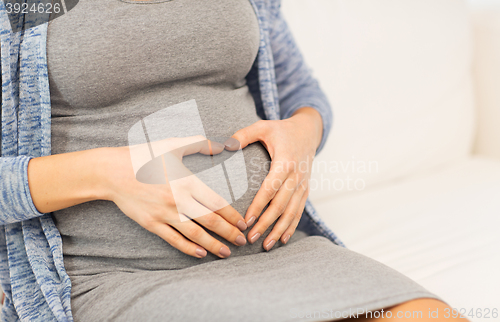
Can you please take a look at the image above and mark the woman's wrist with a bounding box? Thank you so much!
[28,147,123,213]
[95,146,133,203]
[290,107,324,151]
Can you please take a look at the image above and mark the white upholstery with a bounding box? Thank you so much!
[313,157,500,316]
[282,0,476,201]
[282,0,500,319]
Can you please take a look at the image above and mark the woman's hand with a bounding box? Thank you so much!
[226,107,323,251]
[102,136,248,259]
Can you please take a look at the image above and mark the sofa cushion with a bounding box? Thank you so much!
[312,157,500,318]
[281,0,476,201]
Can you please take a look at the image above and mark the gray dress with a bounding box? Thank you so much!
[48,0,438,320]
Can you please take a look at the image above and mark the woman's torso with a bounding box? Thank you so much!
[49,0,306,275]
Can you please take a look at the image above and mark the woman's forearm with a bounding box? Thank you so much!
[27,148,115,213]
[27,140,247,258]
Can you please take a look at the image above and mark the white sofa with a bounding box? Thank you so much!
[282,0,500,320]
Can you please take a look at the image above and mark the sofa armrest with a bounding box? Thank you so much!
[471,6,500,160]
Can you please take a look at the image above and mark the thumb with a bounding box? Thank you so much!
[225,121,266,151]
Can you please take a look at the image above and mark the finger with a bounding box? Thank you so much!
[172,217,232,259]
[182,138,225,156]
[247,177,297,245]
[189,176,247,231]
[263,183,307,250]
[183,199,247,247]
[245,164,288,228]
[150,135,203,157]
[150,222,208,258]
[225,120,267,151]
[151,136,225,158]
[281,187,309,245]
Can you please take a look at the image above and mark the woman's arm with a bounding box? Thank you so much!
[227,1,333,250]
[27,148,110,214]
[270,2,333,154]
[228,107,321,250]
[23,142,248,259]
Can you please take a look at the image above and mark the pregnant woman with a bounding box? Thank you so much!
[0,0,464,321]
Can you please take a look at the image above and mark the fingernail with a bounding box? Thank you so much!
[246,216,256,227]
[195,247,207,258]
[219,246,231,258]
[249,233,261,244]
[237,220,247,231]
[224,138,240,151]
[235,235,247,246]
[265,240,276,251]
[210,141,225,153]
[283,234,291,244]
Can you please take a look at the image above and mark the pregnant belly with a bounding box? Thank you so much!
[55,141,280,275]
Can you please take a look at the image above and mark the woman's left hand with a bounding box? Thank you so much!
[226,107,323,251]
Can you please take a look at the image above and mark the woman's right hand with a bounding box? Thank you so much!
[101,136,248,259]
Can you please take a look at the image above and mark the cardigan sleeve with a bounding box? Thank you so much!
[0,156,45,225]
[269,3,333,154]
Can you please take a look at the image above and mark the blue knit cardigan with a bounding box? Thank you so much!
[0,0,342,320]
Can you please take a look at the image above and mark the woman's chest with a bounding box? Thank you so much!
[47,0,260,110]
